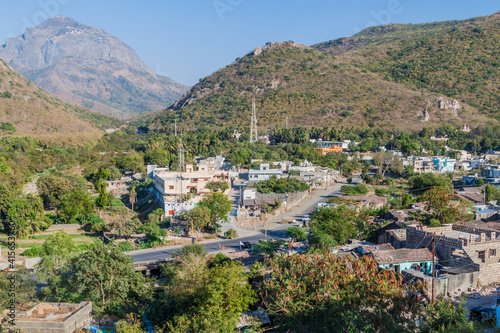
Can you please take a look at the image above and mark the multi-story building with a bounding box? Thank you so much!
[432,158,456,173]
[406,223,500,287]
[149,160,230,216]
[248,163,283,182]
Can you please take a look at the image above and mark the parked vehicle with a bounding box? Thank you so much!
[240,241,252,250]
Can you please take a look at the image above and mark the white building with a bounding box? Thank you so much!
[149,161,230,217]
[248,163,283,182]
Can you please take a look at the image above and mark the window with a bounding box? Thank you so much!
[169,186,174,190]
[478,251,486,263]
[490,249,497,257]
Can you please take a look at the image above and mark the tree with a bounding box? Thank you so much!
[419,298,473,332]
[198,193,233,230]
[185,206,211,235]
[205,181,230,193]
[116,314,147,333]
[285,226,307,241]
[37,172,87,209]
[485,184,492,202]
[95,180,109,208]
[259,254,421,332]
[7,194,45,239]
[165,261,257,332]
[0,268,37,312]
[129,185,137,211]
[108,166,122,180]
[41,231,78,258]
[308,206,363,250]
[475,178,485,187]
[108,217,141,238]
[373,151,394,176]
[424,187,460,224]
[49,242,149,316]
[58,190,94,223]
[408,173,451,192]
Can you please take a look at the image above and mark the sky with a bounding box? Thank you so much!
[0,0,498,86]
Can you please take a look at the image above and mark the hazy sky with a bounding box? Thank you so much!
[0,0,498,86]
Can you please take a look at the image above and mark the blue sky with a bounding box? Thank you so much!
[0,0,498,86]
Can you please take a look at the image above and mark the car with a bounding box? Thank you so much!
[240,241,252,249]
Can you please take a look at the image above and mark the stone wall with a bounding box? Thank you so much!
[478,262,500,286]
[47,224,82,231]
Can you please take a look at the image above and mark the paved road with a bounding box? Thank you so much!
[128,177,359,263]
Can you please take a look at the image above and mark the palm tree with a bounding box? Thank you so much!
[130,187,137,211]
[15,219,32,241]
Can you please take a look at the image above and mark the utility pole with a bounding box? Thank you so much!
[250,97,258,143]
[431,233,436,306]
[265,210,268,240]
[177,139,185,206]
[285,116,288,129]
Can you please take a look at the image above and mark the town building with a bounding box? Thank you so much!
[482,165,500,179]
[315,146,343,155]
[149,159,231,216]
[317,140,350,150]
[412,158,433,173]
[248,163,283,182]
[369,248,435,275]
[406,223,500,287]
[432,158,456,173]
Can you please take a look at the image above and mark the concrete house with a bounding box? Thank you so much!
[149,162,230,216]
[248,163,283,182]
[406,223,500,287]
[369,248,434,274]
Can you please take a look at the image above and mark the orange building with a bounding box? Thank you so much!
[315,146,343,155]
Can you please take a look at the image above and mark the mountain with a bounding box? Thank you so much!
[138,12,499,133]
[0,16,188,119]
[313,11,500,119]
[139,41,495,134]
[0,59,122,144]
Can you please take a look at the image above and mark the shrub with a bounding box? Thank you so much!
[225,229,237,239]
[118,241,132,252]
[0,122,16,132]
[341,183,368,196]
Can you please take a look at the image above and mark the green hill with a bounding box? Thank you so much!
[141,42,494,134]
[138,12,499,134]
[0,59,122,144]
[313,11,500,119]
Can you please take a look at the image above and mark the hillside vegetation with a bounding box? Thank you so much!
[0,59,121,144]
[314,12,500,119]
[142,41,494,133]
[139,12,499,133]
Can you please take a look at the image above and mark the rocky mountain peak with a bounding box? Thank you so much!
[0,17,188,118]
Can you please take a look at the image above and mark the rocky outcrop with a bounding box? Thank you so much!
[0,16,188,118]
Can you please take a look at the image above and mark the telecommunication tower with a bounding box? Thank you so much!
[250,97,258,143]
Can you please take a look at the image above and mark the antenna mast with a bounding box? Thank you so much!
[250,97,258,143]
